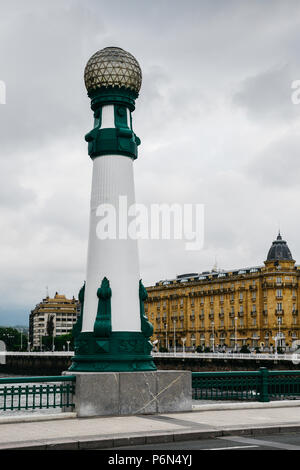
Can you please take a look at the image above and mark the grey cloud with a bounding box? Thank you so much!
[232,64,299,122]
[1,0,300,325]
[245,132,300,188]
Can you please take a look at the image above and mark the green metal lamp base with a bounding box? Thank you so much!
[69,331,157,372]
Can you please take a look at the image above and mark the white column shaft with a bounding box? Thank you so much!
[82,105,140,333]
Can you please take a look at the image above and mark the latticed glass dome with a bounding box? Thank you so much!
[84,47,142,95]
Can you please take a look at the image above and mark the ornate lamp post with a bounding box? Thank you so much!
[211,321,215,352]
[69,47,156,372]
[234,316,238,352]
[173,319,177,354]
[164,323,168,350]
[181,337,186,355]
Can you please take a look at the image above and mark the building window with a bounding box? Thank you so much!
[277,303,283,311]
[276,289,282,298]
[276,277,282,285]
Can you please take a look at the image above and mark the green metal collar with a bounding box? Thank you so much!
[88,86,138,113]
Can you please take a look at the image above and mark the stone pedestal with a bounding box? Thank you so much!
[63,370,192,417]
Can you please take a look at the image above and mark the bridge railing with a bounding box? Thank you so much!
[1,351,300,362]
[192,368,300,402]
[0,376,76,413]
[152,352,300,362]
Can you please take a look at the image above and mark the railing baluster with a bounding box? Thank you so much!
[0,376,76,414]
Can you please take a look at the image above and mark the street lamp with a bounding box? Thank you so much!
[67,340,70,352]
[211,321,215,352]
[234,317,238,352]
[164,323,168,350]
[28,342,31,352]
[20,328,23,351]
[181,337,186,355]
[173,319,176,355]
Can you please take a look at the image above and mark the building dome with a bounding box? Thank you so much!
[266,232,294,262]
[84,47,142,95]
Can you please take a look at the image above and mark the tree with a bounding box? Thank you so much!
[46,315,55,337]
[240,344,250,353]
[0,327,28,351]
[42,333,73,351]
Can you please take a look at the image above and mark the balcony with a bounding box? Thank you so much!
[292,310,298,316]
[275,310,284,316]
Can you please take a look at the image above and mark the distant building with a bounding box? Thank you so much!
[29,293,80,349]
[146,233,299,352]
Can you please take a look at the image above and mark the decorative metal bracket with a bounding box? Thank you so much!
[94,277,112,338]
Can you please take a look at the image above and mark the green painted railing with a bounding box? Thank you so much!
[192,368,300,402]
[0,376,76,412]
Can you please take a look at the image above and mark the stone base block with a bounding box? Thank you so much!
[63,370,192,417]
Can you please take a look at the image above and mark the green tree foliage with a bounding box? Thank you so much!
[42,333,73,351]
[240,344,251,353]
[0,327,28,351]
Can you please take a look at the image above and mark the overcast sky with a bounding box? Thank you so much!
[1,0,300,325]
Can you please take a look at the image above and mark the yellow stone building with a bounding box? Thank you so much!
[145,233,299,352]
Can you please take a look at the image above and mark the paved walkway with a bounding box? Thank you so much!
[0,401,300,450]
